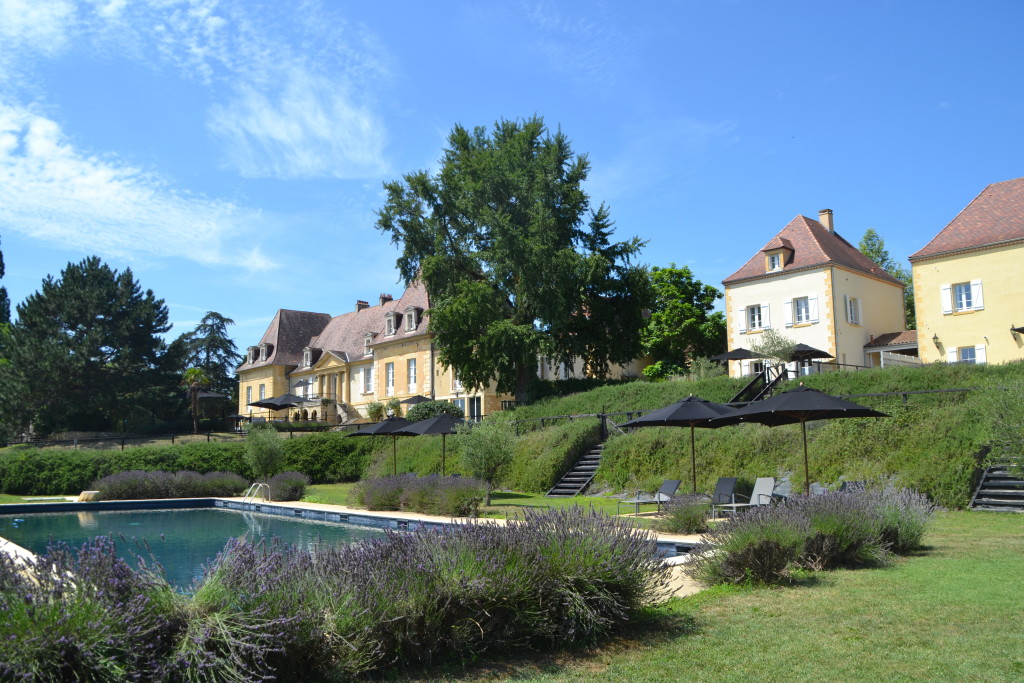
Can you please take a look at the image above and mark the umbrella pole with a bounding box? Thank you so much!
[441,434,446,476]
[393,435,398,476]
[802,420,810,495]
[690,424,697,494]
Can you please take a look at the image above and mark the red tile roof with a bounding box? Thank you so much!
[864,330,918,348]
[723,215,903,286]
[909,177,1024,262]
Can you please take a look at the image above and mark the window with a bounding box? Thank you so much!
[303,348,311,366]
[363,366,373,394]
[247,347,255,364]
[747,305,762,330]
[949,345,987,365]
[259,345,267,361]
[364,333,372,356]
[958,346,976,364]
[768,253,782,271]
[385,313,396,336]
[750,360,765,377]
[846,296,861,325]
[385,362,395,396]
[258,384,265,400]
[453,372,464,393]
[405,307,418,331]
[407,358,417,392]
[468,396,482,420]
[451,398,466,416]
[246,386,252,405]
[794,297,810,324]
[941,280,984,314]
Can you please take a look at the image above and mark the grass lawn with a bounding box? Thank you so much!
[0,493,73,504]
[421,511,1024,682]
[301,482,359,506]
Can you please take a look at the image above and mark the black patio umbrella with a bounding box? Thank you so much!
[788,344,834,361]
[389,416,465,475]
[710,384,887,494]
[620,395,737,493]
[248,393,309,419]
[347,417,413,475]
[710,348,765,362]
[399,394,432,405]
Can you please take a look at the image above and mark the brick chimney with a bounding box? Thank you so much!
[818,208,834,232]
[355,300,369,311]
[379,293,393,306]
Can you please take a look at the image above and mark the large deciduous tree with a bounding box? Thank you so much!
[376,117,651,402]
[859,228,915,329]
[641,264,726,379]
[14,256,177,433]
[175,311,242,397]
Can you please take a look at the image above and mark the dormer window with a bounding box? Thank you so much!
[303,347,312,367]
[259,344,268,362]
[405,306,419,331]
[767,252,783,271]
[364,333,373,356]
[247,347,256,364]
[385,312,396,336]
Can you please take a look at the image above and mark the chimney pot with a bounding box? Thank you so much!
[355,300,369,311]
[818,208,834,232]
[379,293,393,306]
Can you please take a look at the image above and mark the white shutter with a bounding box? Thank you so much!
[783,299,793,327]
[808,295,819,323]
[940,284,952,314]
[971,280,984,310]
[947,348,957,363]
[975,344,987,364]
[857,298,863,326]
[736,306,746,334]
[761,302,771,330]
[843,295,850,322]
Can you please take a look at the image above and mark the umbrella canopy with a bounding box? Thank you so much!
[347,417,414,475]
[788,343,834,361]
[710,348,764,362]
[399,394,432,405]
[389,416,464,476]
[710,384,887,493]
[620,395,737,493]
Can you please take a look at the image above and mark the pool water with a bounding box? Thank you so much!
[0,508,387,589]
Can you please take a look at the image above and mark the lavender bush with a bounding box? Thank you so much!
[91,470,248,500]
[656,494,712,534]
[267,470,309,501]
[356,475,487,517]
[688,487,936,586]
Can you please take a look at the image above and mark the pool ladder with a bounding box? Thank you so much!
[241,483,270,508]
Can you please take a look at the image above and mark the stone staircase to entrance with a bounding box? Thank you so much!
[970,459,1024,512]
[546,444,604,497]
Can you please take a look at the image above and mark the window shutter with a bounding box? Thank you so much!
[761,302,771,329]
[940,284,952,315]
[736,306,746,334]
[947,348,957,363]
[783,299,793,327]
[975,344,987,364]
[971,280,984,310]
[857,298,863,326]
[843,295,850,322]
[808,296,819,323]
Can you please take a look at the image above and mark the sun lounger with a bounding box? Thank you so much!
[618,479,681,516]
[713,477,775,517]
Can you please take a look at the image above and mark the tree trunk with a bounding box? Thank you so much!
[485,482,492,507]
[514,361,533,405]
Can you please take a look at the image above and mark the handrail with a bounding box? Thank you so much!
[241,483,270,508]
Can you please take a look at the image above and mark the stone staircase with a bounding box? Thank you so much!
[970,459,1024,512]
[546,444,604,497]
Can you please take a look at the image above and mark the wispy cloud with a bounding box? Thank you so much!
[0,102,276,271]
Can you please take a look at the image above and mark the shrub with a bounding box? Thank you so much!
[355,475,486,517]
[282,431,371,483]
[505,418,601,493]
[268,471,309,501]
[365,401,386,422]
[245,423,285,481]
[690,504,809,585]
[457,413,516,505]
[862,487,936,554]
[795,491,890,570]
[656,494,711,534]
[405,400,465,421]
[91,470,248,500]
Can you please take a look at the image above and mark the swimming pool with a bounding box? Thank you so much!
[0,506,388,589]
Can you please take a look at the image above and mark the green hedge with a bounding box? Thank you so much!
[504,418,602,493]
[0,433,374,495]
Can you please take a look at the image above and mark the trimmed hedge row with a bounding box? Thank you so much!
[0,433,374,495]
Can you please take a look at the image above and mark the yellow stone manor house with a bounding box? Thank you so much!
[237,281,504,423]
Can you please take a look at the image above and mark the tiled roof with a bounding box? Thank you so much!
[909,177,1024,262]
[723,215,903,286]
[239,280,431,375]
[237,310,333,372]
[864,330,918,348]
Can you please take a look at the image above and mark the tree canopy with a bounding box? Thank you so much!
[174,311,242,397]
[13,256,181,433]
[859,228,915,329]
[376,117,651,401]
[0,233,9,324]
[641,263,726,379]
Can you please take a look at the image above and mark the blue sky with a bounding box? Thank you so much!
[2,0,1022,354]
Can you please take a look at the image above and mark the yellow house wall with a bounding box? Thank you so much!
[912,243,1024,364]
[371,338,434,413]
[830,266,906,368]
[725,269,832,378]
[237,365,289,419]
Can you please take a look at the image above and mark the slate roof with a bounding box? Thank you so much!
[723,215,903,287]
[237,280,431,374]
[909,177,1024,262]
[864,330,918,348]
